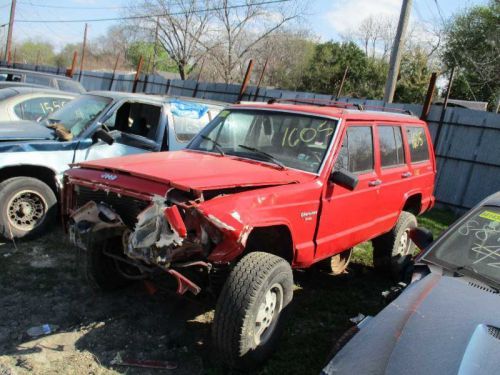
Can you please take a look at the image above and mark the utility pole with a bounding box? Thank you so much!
[78,23,88,82]
[4,0,16,64]
[383,0,412,103]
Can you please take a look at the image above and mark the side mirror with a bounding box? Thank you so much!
[329,169,359,190]
[409,227,434,253]
[93,128,114,145]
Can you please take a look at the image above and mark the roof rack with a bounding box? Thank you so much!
[266,98,415,116]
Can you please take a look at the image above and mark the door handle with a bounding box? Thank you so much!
[368,179,382,187]
[401,172,412,178]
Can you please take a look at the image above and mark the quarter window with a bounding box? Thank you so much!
[407,126,429,162]
[378,126,405,167]
[335,126,374,173]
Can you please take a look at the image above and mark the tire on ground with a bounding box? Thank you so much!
[316,248,353,275]
[0,177,57,240]
[80,236,136,291]
[372,211,417,280]
[212,251,293,369]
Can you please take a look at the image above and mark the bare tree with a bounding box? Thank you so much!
[206,0,303,83]
[132,0,213,79]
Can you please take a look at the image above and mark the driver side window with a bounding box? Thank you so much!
[103,102,162,142]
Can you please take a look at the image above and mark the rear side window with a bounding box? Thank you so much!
[335,126,374,173]
[25,74,52,87]
[14,97,71,121]
[378,126,405,167]
[171,100,212,143]
[406,126,430,162]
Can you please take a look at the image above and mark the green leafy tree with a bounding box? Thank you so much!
[126,41,178,74]
[15,40,56,66]
[442,1,499,108]
[300,42,370,97]
[394,48,432,104]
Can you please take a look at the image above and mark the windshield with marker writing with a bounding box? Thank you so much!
[423,206,500,287]
[188,109,338,173]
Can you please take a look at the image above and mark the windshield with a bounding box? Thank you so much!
[422,206,500,287]
[44,95,111,138]
[188,109,338,173]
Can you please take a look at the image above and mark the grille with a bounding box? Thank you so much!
[75,186,150,228]
[487,326,500,340]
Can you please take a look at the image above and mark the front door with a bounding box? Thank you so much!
[74,101,164,162]
[315,123,383,261]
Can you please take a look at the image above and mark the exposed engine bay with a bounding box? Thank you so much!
[67,186,245,295]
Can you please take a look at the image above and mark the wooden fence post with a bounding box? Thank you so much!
[237,59,254,102]
[420,72,438,120]
[132,55,144,93]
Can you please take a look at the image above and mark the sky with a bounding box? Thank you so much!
[0,0,491,51]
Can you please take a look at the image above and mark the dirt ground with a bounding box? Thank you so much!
[0,210,454,374]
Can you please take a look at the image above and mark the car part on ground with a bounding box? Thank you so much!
[64,101,436,368]
[316,248,353,275]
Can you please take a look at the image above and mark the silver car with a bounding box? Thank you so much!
[0,87,76,121]
[322,191,500,375]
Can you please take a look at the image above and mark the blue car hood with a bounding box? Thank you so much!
[324,273,500,375]
[0,121,55,141]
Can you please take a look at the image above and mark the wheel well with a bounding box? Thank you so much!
[403,194,422,215]
[0,166,58,195]
[244,225,294,264]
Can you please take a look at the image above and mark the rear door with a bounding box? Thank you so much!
[404,125,435,209]
[315,122,383,260]
[375,124,411,229]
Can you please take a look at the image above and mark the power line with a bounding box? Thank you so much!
[18,0,131,10]
[15,0,291,23]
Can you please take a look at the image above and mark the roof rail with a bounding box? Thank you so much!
[266,97,416,117]
[267,98,364,110]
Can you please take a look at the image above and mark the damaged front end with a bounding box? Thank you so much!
[68,189,241,296]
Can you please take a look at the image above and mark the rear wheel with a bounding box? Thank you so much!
[212,252,293,369]
[316,248,353,275]
[0,177,57,239]
[372,211,417,280]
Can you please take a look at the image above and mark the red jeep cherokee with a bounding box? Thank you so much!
[64,101,435,368]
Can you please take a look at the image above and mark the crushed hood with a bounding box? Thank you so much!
[74,150,314,191]
[325,274,500,375]
[0,121,55,141]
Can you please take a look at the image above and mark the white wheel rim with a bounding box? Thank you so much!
[6,189,47,231]
[254,283,283,347]
[397,230,410,256]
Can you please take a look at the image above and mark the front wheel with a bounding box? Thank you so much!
[212,252,293,369]
[0,177,57,239]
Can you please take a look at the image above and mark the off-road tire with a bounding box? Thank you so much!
[0,177,57,240]
[372,211,417,280]
[80,236,135,291]
[316,248,353,275]
[212,252,293,369]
